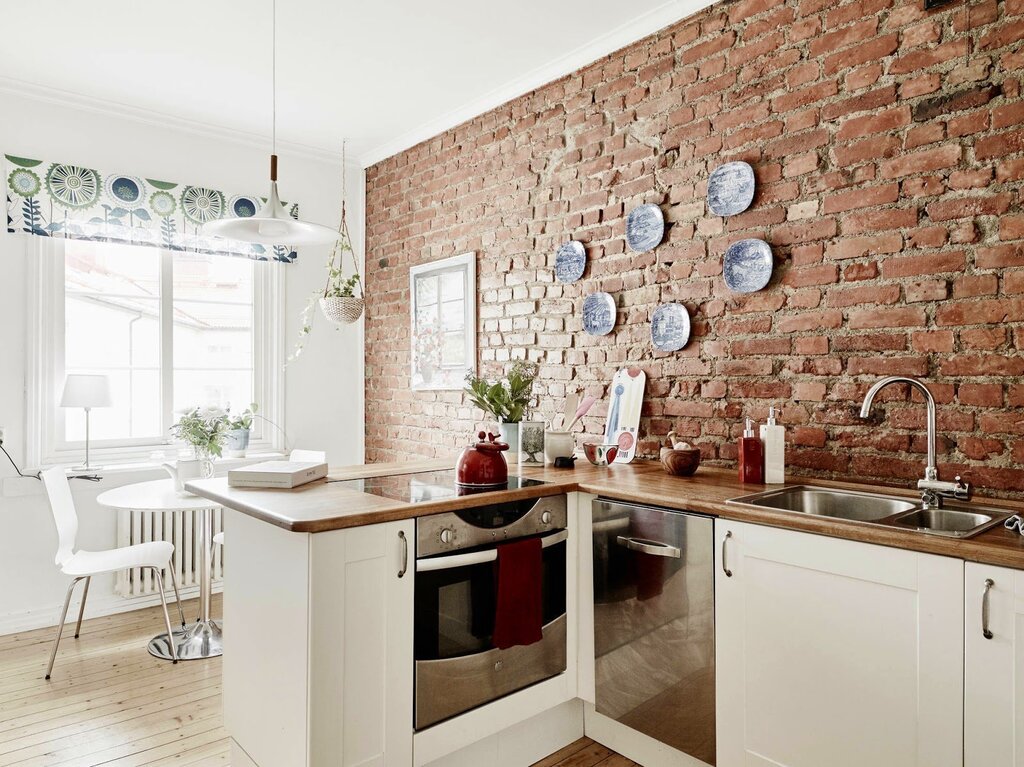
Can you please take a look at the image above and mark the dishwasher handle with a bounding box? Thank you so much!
[616,535,681,559]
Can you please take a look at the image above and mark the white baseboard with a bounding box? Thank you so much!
[0,582,223,636]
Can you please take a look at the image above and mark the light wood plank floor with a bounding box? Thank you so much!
[0,598,633,766]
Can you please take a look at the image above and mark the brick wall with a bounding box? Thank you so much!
[364,0,1024,492]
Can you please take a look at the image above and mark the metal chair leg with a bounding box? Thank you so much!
[167,565,186,628]
[152,569,179,664]
[45,578,81,680]
[74,576,91,638]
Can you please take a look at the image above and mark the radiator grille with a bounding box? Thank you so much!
[115,508,224,598]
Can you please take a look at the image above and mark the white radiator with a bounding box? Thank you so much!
[115,507,224,598]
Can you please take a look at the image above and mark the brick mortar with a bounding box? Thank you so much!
[364,0,1024,494]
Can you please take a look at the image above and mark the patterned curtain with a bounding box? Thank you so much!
[5,154,299,262]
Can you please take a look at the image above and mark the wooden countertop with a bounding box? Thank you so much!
[186,459,1024,570]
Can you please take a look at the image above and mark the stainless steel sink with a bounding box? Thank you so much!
[889,506,1008,538]
[728,486,922,522]
[728,486,1012,539]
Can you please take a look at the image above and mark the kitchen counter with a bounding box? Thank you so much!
[187,459,1024,569]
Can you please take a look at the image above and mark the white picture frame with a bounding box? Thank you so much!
[409,252,476,391]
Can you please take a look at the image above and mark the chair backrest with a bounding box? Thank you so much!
[41,467,78,567]
[290,449,327,463]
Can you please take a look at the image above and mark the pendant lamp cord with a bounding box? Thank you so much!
[272,0,277,157]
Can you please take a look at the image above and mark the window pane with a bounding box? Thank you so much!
[440,270,464,300]
[441,299,465,332]
[415,274,438,306]
[64,241,162,441]
[172,253,254,414]
[442,332,465,366]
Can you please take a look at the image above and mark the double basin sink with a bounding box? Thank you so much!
[728,485,1011,539]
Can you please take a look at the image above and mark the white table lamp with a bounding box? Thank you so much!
[60,374,112,469]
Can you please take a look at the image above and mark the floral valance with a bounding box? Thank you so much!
[5,154,298,262]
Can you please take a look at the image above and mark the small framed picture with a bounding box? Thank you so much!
[518,421,545,465]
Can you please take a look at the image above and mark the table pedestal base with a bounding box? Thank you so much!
[148,620,223,661]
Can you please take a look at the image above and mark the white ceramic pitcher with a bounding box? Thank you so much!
[162,458,213,495]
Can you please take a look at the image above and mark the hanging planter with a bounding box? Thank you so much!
[288,145,364,363]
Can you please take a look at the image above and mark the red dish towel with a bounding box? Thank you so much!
[492,537,544,650]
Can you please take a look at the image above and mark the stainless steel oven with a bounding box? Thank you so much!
[414,494,568,730]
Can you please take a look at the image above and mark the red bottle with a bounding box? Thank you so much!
[738,417,764,484]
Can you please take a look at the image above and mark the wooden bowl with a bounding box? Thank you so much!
[660,447,701,476]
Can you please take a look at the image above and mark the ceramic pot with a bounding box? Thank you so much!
[544,430,575,463]
[224,428,250,458]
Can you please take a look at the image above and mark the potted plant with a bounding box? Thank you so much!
[464,360,539,461]
[224,403,258,458]
[165,407,229,492]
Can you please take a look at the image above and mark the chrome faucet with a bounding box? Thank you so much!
[858,376,970,507]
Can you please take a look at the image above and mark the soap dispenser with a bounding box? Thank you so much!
[760,405,785,484]
[738,417,764,484]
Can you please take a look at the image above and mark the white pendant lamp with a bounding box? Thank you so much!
[202,0,338,246]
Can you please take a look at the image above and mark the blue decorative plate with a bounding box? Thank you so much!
[554,241,586,283]
[651,303,691,352]
[707,161,755,217]
[625,204,664,253]
[723,238,773,293]
[582,292,616,336]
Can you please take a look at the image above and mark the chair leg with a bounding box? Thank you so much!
[167,565,186,628]
[45,578,81,680]
[74,576,91,639]
[152,569,179,664]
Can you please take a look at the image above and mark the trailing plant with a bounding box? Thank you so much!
[170,407,229,458]
[226,403,258,431]
[464,360,539,424]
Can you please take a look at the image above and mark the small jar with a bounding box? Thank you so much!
[544,430,575,463]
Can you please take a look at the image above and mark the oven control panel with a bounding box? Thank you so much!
[417,494,567,558]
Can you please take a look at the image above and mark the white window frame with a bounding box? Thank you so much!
[26,237,285,468]
[409,251,476,391]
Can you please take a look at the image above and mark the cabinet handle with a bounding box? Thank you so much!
[722,531,733,578]
[398,531,408,579]
[982,578,994,639]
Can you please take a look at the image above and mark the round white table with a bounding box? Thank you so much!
[97,479,223,660]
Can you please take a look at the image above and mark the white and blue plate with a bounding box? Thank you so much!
[582,291,616,336]
[651,303,691,352]
[723,238,773,293]
[625,204,664,253]
[708,161,755,217]
[554,241,586,283]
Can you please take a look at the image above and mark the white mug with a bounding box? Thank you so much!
[162,458,211,495]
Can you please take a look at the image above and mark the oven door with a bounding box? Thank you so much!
[413,530,568,730]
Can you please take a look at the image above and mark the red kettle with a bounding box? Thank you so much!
[456,431,509,487]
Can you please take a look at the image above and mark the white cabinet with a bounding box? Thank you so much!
[224,510,414,767]
[714,520,964,767]
[964,562,1024,766]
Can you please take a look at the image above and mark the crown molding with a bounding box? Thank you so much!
[0,76,355,167]
[356,0,706,168]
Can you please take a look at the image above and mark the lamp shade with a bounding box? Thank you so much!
[60,374,112,409]
[201,181,339,246]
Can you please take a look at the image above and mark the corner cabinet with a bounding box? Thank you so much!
[714,521,964,767]
[223,510,414,767]
[964,562,1024,766]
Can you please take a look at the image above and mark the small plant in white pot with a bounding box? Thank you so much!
[464,360,539,463]
[224,403,258,458]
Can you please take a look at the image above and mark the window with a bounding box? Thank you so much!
[409,252,476,391]
[30,238,283,466]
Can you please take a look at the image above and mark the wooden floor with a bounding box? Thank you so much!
[0,598,632,766]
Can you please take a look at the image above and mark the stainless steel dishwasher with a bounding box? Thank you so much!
[592,498,715,765]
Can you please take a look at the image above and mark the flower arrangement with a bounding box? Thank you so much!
[464,360,539,424]
[170,407,230,458]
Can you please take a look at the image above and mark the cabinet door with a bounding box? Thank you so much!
[310,519,414,767]
[715,521,963,767]
[964,562,1024,767]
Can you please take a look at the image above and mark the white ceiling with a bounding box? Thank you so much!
[0,1,694,167]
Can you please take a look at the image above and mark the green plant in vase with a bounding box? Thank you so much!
[170,407,229,460]
[464,360,539,458]
[224,403,258,457]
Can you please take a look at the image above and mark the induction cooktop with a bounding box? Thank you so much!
[329,469,545,504]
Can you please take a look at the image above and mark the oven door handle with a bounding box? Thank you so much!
[416,529,568,572]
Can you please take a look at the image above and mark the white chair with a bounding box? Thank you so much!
[41,467,186,678]
[211,449,325,547]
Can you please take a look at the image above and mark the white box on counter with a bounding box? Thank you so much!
[227,460,328,489]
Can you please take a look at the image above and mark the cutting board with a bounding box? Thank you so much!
[603,367,646,463]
